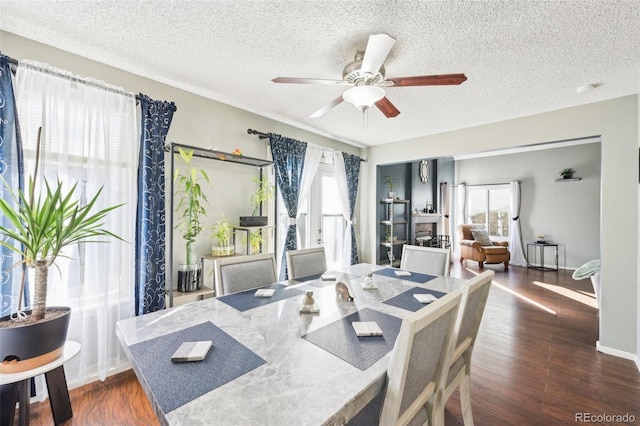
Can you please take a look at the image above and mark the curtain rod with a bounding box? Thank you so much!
[247,128,269,139]
[247,128,367,162]
[452,182,512,187]
[4,54,148,104]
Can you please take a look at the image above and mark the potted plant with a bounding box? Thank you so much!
[212,215,235,257]
[242,230,263,255]
[174,147,210,292]
[0,135,123,373]
[559,168,575,179]
[384,175,397,199]
[240,176,275,227]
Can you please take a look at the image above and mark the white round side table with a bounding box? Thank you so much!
[0,341,81,426]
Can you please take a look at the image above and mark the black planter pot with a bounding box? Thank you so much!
[0,306,71,373]
[239,216,268,227]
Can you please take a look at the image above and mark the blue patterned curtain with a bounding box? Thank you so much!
[0,55,27,317]
[269,133,306,280]
[135,94,176,315]
[342,153,361,265]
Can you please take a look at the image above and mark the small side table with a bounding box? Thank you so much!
[527,242,559,271]
[0,340,81,426]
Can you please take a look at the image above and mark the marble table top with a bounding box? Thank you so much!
[116,263,465,426]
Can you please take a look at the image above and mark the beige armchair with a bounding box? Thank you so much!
[458,224,510,270]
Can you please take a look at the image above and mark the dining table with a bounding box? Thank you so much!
[116,263,465,425]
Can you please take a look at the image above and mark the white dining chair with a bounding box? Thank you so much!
[348,290,462,426]
[442,270,494,425]
[285,246,327,280]
[214,253,277,296]
[400,245,451,276]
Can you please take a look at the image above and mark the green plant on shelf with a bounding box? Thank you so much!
[383,175,397,193]
[559,168,575,179]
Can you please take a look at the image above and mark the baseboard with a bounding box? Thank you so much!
[596,340,637,361]
[635,355,640,373]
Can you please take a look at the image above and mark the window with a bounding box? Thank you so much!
[466,185,510,239]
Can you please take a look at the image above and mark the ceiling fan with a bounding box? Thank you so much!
[272,33,467,119]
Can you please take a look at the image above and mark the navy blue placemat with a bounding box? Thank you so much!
[383,287,448,312]
[373,267,437,284]
[292,273,323,283]
[302,308,402,371]
[295,272,360,288]
[129,321,266,413]
[218,283,304,312]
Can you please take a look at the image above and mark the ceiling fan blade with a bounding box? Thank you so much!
[360,34,396,77]
[310,96,344,118]
[272,77,348,85]
[375,97,400,118]
[385,73,467,87]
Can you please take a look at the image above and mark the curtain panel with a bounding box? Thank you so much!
[340,152,361,265]
[269,133,306,280]
[135,95,176,315]
[509,180,527,266]
[15,60,138,391]
[0,55,27,317]
[453,183,466,259]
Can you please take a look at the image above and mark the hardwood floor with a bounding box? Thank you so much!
[22,263,640,425]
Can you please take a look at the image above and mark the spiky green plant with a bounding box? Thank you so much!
[0,177,123,321]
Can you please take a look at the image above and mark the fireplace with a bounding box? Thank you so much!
[411,213,449,248]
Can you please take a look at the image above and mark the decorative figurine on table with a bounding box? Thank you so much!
[361,273,377,290]
[335,274,354,301]
[299,290,319,314]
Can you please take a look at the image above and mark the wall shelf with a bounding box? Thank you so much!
[554,178,582,182]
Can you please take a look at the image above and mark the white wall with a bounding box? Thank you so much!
[456,142,601,269]
[362,96,638,357]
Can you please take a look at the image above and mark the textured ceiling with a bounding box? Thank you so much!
[1,1,639,147]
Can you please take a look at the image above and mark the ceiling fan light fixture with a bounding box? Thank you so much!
[343,85,385,110]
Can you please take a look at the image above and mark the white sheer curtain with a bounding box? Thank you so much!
[453,183,467,259]
[275,144,322,273]
[439,182,451,240]
[15,60,138,394]
[334,152,352,267]
[509,180,527,266]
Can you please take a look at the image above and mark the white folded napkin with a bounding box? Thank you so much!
[414,293,437,304]
[321,272,340,281]
[171,341,213,363]
[255,288,275,298]
[394,270,412,277]
[352,321,383,337]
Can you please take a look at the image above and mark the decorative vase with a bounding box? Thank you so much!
[0,306,71,374]
[177,262,202,292]
[212,245,235,257]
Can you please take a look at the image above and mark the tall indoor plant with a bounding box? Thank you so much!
[174,147,210,291]
[0,133,123,372]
